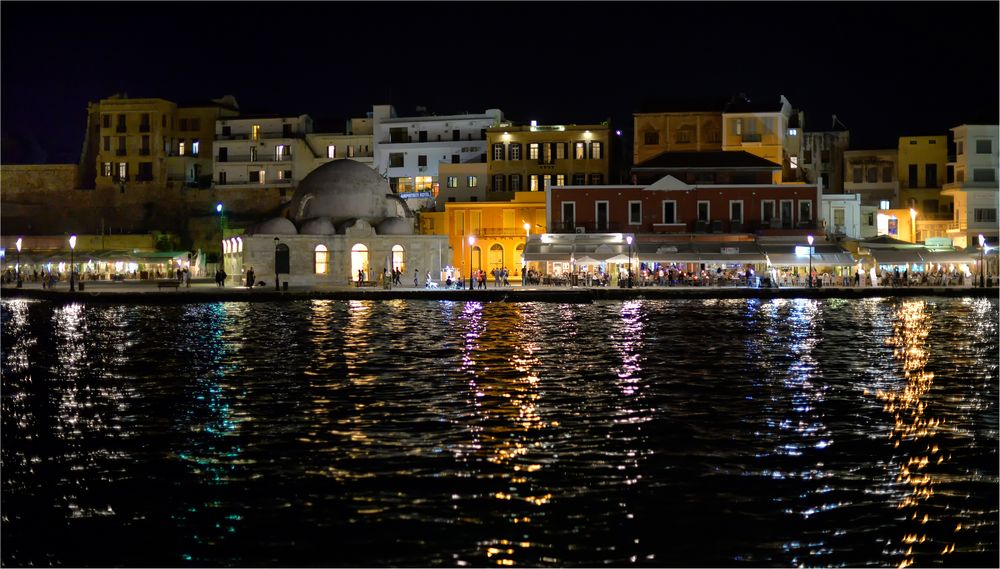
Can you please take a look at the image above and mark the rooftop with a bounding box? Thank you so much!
[633,150,782,170]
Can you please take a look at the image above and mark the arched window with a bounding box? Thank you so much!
[489,243,504,273]
[391,244,405,272]
[515,243,525,275]
[314,244,329,274]
[351,243,369,280]
[223,240,231,254]
[236,237,243,253]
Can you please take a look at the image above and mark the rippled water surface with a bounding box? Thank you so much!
[2,297,997,567]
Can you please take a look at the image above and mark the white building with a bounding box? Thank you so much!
[942,124,999,248]
[819,192,863,239]
[213,115,314,191]
[306,117,375,171]
[372,105,503,210]
[225,159,448,287]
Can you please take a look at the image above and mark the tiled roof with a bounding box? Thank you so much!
[633,150,781,170]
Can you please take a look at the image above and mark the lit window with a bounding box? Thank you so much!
[510,143,521,160]
[447,176,458,188]
[556,174,565,186]
[788,128,798,136]
[251,124,261,141]
[117,162,128,179]
[880,200,891,210]
[528,143,540,160]
[415,176,432,191]
[249,147,258,161]
[467,176,478,187]
[575,142,585,159]
[259,169,266,184]
[236,237,243,253]
[191,139,199,157]
[590,142,602,160]
[178,141,186,156]
[530,175,539,191]
[790,155,798,169]
[278,170,287,180]
[102,162,112,177]
[391,244,405,271]
[314,244,329,274]
[276,145,289,160]
[327,145,336,158]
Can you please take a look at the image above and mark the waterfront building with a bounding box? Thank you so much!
[633,101,726,165]
[722,95,803,184]
[213,114,315,200]
[227,159,448,287]
[434,162,490,210]
[941,124,999,249]
[305,116,375,170]
[630,150,779,187]
[898,134,951,242]
[83,94,239,191]
[819,193,864,240]
[486,121,611,194]
[801,121,850,193]
[371,104,502,211]
[843,149,899,208]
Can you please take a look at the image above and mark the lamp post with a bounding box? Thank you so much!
[15,237,22,288]
[626,235,633,288]
[909,208,917,243]
[69,234,77,292]
[979,233,986,288]
[807,234,814,288]
[523,222,531,287]
[468,235,476,290]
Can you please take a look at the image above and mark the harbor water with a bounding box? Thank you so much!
[2,297,997,567]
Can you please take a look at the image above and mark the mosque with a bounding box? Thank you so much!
[223,159,449,287]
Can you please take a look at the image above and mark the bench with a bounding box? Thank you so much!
[157,280,181,290]
[356,280,378,288]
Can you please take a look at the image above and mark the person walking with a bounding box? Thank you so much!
[246,267,255,289]
[414,270,419,287]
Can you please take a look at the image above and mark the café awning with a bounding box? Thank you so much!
[762,244,856,267]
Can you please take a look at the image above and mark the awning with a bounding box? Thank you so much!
[523,234,629,263]
[762,245,856,267]
[636,242,768,264]
[920,250,977,264]
[867,249,925,264]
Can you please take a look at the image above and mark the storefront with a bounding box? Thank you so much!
[761,243,857,286]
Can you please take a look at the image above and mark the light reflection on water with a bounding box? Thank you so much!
[1,297,997,567]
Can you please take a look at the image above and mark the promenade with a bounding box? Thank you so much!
[2,279,997,304]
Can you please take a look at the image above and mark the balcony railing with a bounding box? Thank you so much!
[217,178,294,186]
[116,125,127,133]
[139,148,151,156]
[477,227,535,237]
[215,131,300,140]
[549,220,818,235]
[215,154,291,163]
[550,221,623,234]
[741,133,762,143]
[116,149,127,156]
[139,124,151,133]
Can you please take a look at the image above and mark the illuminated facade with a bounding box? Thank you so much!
[305,116,375,170]
[419,191,546,281]
[633,110,723,165]
[844,149,900,208]
[213,115,315,195]
[941,124,999,248]
[486,122,610,195]
[722,95,803,184]
[372,105,502,208]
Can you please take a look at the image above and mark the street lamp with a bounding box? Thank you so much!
[807,234,814,288]
[979,233,986,288]
[909,208,917,243]
[15,237,22,288]
[69,234,77,292]
[626,235,633,288]
[523,222,531,287]
[468,235,476,290]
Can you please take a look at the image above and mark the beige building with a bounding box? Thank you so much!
[722,95,802,184]
[633,111,723,164]
[942,124,999,248]
[844,149,900,208]
[486,122,610,194]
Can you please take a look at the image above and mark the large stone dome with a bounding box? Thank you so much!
[289,159,410,225]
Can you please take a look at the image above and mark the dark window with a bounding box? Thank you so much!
[139,113,150,132]
[852,167,863,184]
[562,202,575,225]
[867,168,878,183]
[492,174,506,191]
[418,155,427,167]
[803,150,812,163]
[453,130,460,141]
[137,162,153,182]
[729,201,742,222]
[589,173,603,185]
[492,143,505,160]
[821,150,830,163]
[222,125,231,136]
[418,130,428,142]
[629,202,642,224]
[103,136,110,151]
[509,143,521,160]
[452,155,460,164]
[102,114,111,128]
[974,208,997,222]
[908,164,918,187]
[219,171,227,184]
[643,131,659,145]
[283,124,292,137]
[117,136,127,156]
[162,115,166,128]
[925,164,937,187]
[116,114,126,132]
[470,196,478,202]
[179,118,188,131]
[389,127,408,143]
[389,153,404,168]
[882,167,893,182]
[973,168,996,182]
[663,201,676,223]
[697,202,709,222]
[190,118,200,130]
[977,139,992,154]
[572,173,586,185]
[510,174,522,191]
[249,170,260,182]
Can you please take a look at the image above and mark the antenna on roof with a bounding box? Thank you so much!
[832,114,848,130]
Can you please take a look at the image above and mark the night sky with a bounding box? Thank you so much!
[2,1,997,164]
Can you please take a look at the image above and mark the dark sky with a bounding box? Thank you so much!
[2,1,998,163]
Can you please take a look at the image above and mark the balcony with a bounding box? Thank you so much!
[139,148,151,156]
[116,125,127,133]
[478,227,536,237]
[741,133,762,143]
[139,124,151,133]
[215,131,301,141]
[214,154,291,163]
[116,149,127,156]
[216,179,294,187]
[550,221,623,234]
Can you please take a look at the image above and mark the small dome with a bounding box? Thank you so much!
[250,217,298,235]
[299,217,337,235]
[376,217,414,235]
[289,159,400,225]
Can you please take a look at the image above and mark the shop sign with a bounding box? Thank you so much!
[400,191,433,199]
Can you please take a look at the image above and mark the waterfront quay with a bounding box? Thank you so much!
[2,280,996,304]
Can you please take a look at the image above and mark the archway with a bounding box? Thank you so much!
[351,243,369,281]
[391,244,405,272]
[515,243,525,276]
[489,243,504,273]
[314,244,329,274]
[471,246,482,272]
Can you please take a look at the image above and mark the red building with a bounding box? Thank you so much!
[548,175,820,237]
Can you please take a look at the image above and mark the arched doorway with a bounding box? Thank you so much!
[515,243,525,277]
[351,243,369,281]
[471,246,482,272]
[489,243,504,273]
[314,244,329,274]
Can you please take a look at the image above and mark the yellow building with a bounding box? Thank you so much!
[897,135,950,217]
[486,123,609,193]
[418,191,546,281]
[632,111,723,164]
[84,94,238,190]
